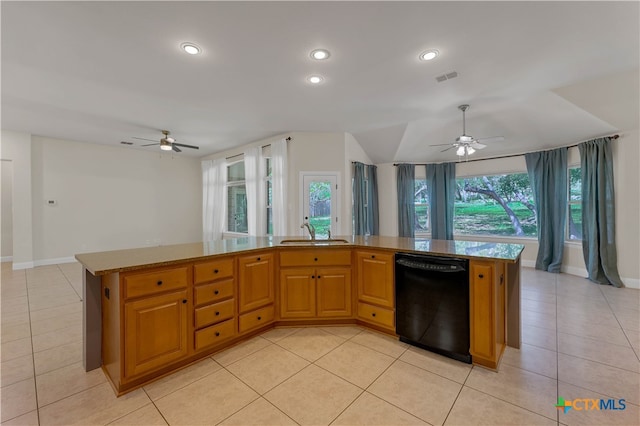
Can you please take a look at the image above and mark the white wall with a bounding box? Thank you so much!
[2,131,202,268]
[1,160,14,260]
[1,131,34,267]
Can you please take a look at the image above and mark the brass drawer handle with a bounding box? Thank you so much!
[257,257,261,261]
[215,311,220,316]
[257,316,262,321]
[478,274,484,279]
[372,312,376,317]
[214,269,219,274]
[214,289,219,295]
[215,332,220,337]
[157,280,163,286]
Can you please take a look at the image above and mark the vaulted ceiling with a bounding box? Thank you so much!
[2,1,638,163]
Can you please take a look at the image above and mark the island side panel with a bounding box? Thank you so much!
[505,259,521,349]
[82,267,102,371]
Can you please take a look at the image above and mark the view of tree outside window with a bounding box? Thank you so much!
[567,167,582,240]
[454,173,537,237]
[227,161,247,233]
[308,181,332,237]
[415,180,430,234]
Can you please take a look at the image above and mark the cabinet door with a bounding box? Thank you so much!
[317,267,352,318]
[356,251,394,308]
[469,261,497,366]
[238,253,274,314]
[124,290,188,379]
[280,268,316,318]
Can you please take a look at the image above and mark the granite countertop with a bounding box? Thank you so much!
[75,235,525,275]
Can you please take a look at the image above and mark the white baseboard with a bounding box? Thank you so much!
[622,277,640,289]
[12,261,35,270]
[12,256,76,270]
[561,265,588,278]
[521,259,535,268]
[1,256,13,262]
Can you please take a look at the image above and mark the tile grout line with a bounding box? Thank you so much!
[56,264,83,301]
[599,283,640,363]
[21,267,43,426]
[555,272,561,426]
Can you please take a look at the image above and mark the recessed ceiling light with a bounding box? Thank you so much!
[181,42,201,55]
[310,49,330,60]
[419,49,439,61]
[307,75,324,84]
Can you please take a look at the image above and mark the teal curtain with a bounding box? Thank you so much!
[525,148,567,272]
[426,162,456,240]
[579,138,623,287]
[367,164,380,235]
[397,164,415,237]
[353,162,367,235]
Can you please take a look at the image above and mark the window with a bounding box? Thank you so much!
[266,157,273,235]
[414,179,430,234]
[227,161,247,233]
[454,173,537,237]
[567,167,582,240]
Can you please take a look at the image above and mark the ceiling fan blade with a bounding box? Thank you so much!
[475,136,504,144]
[141,143,159,147]
[172,145,182,153]
[132,137,158,143]
[440,146,456,153]
[471,142,487,149]
[430,143,455,147]
[172,142,199,150]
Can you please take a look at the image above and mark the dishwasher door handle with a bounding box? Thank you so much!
[396,258,466,273]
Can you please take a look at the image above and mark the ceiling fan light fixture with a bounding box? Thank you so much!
[310,49,330,60]
[456,146,466,156]
[180,42,201,55]
[419,49,439,61]
[160,143,173,151]
[467,146,476,155]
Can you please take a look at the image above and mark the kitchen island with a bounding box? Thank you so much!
[76,236,524,395]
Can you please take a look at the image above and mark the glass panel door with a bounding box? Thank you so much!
[302,174,338,239]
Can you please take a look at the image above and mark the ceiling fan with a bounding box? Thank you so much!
[133,130,199,153]
[432,105,504,159]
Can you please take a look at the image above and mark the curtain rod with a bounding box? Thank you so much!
[393,134,619,166]
[226,136,292,160]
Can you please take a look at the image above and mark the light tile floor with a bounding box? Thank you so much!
[1,262,639,425]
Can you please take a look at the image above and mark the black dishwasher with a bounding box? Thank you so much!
[395,253,471,363]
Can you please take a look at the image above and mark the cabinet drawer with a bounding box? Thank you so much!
[194,258,234,284]
[238,305,275,333]
[194,299,235,329]
[358,303,394,329]
[194,319,236,351]
[124,267,188,299]
[280,250,351,267]
[194,279,234,306]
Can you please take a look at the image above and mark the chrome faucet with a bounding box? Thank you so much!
[300,222,316,240]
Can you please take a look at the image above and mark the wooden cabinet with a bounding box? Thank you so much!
[119,266,190,381]
[124,290,189,378]
[192,257,236,351]
[279,250,352,320]
[469,260,506,369]
[237,252,275,333]
[356,250,395,330]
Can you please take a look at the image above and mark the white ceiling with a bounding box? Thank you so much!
[2,1,638,163]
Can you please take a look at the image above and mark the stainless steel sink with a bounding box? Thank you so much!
[279,238,350,245]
